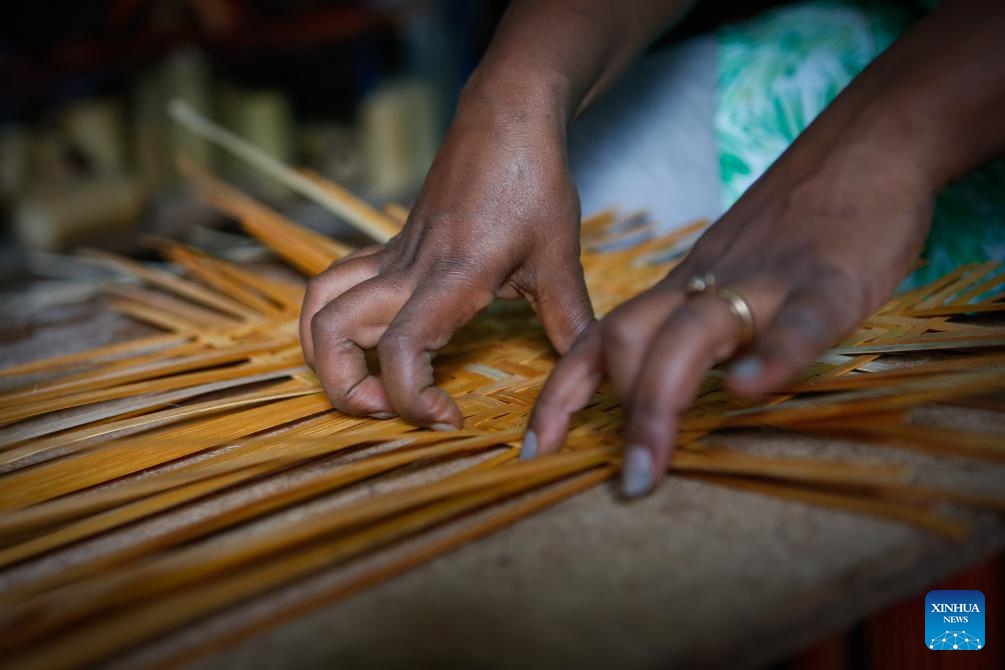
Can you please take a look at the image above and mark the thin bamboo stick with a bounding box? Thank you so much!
[169,101,398,244]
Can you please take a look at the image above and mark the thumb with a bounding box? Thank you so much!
[527,262,596,354]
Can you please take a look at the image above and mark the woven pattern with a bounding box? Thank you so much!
[0,166,1003,669]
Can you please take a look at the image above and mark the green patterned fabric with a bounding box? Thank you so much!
[715,0,1005,286]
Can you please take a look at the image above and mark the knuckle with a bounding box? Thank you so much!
[338,387,372,416]
[303,275,326,303]
[310,305,340,335]
[780,304,825,336]
[601,312,641,348]
[626,400,673,443]
[377,328,413,360]
[428,255,490,285]
[667,303,706,334]
[769,309,826,359]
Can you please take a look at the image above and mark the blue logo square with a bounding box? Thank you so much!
[925,590,985,650]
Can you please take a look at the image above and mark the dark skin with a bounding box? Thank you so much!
[303,0,1005,495]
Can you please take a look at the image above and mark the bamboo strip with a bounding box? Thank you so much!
[0,330,293,405]
[179,158,351,273]
[0,447,600,644]
[0,153,1002,668]
[297,169,402,240]
[0,377,316,466]
[3,468,612,670]
[105,285,240,329]
[0,433,914,575]
[169,101,398,244]
[905,302,1005,317]
[80,249,260,321]
[0,432,515,584]
[785,353,1005,393]
[145,467,610,670]
[916,263,996,309]
[684,370,1004,431]
[150,239,290,316]
[800,421,1005,462]
[0,429,484,551]
[0,333,187,379]
[828,337,1005,354]
[0,358,305,436]
[0,394,334,513]
[382,202,410,226]
[681,474,966,540]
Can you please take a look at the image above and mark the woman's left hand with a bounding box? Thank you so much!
[524,105,939,497]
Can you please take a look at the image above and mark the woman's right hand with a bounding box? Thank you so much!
[299,89,594,430]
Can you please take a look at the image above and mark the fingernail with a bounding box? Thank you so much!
[520,430,538,460]
[431,423,459,432]
[730,357,762,381]
[369,412,396,420]
[621,446,654,498]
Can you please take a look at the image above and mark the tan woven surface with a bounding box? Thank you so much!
[0,167,1003,669]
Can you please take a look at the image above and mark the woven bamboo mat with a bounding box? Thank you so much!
[0,165,1003,669]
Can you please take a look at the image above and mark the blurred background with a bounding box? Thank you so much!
[0,0,509,301]
[0,0,764,318]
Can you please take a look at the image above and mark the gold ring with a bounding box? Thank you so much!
[714,287,755,346]
[685,274,755,346]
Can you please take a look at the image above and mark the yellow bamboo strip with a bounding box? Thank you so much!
[670,448,911,487]
[80,249,260,321]
[0,428,482,550]
[0,394,334,513]
[954,266,1005,304]
[151,467,610,670]
[105,285,240,329]
[684,370,1004,431]
[170,101,395,244]
[105,296,207,333]
[905,302,1005,317]
[297,168,402,241]
[916,263,995,309]
[382,202,410,226]
[152,240,289,316]
[3,468,612,670]
[0,431,513,585]
[0,336,299,420]
[785,353,1005,392]
[800,421,1005,462]
[681,474,966,541]
[0,357,304,434]
[179,158,350,273]
[828,337,1005,354]
[0,332,187,379]
[0,377,316,466]
[14,448,609,616]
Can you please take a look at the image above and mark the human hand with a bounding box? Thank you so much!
[525,116,937,496]
[300,102,593,429]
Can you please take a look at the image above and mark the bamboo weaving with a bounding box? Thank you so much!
[0,164,1003,669]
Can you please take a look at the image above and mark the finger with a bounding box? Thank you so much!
[524,323,605,459]
[620,295,743,498]
[728,282,862,396]
[311,275,410,417]
[337,244,384,264]
[601,287,683,406]
[526,264,596,354]
[300,253,382,367]
[377,280,495,429]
